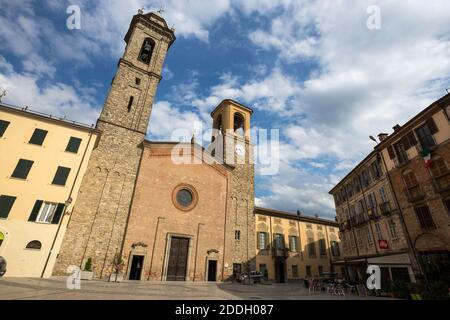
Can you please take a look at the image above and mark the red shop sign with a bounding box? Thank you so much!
[379,240,389,249]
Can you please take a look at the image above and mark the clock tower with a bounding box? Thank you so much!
[209,100,256,278]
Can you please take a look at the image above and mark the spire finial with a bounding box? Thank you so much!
[138,8,144,15]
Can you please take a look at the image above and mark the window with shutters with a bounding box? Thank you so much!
[394,141,408,165]
[401,131,418,150]
[235,230,241,240]
[289,235,299,252]
[414,205,436,230]
[307,236,316,257]
[65,137,82,153]
[319,238,327,257]
[257,232,268,250]
[36,202,58,224]
[11,159,34,179]
[415,118,438,149]
[28,200,64,224]
[403,170,424,202]
[306,265,312,277]
[374,222,383,241]
[430,157,450,191]
[292,265,299,278]
[388,219,398,240]
[25,240,42,250]
[0,195,16,219]
[330,241,340,257]
[0,120,10,137]
[371,160,382,179]
[29,128,48,146]
[52,166,71,186]
[274,233,284,249]
[366,227,374,245]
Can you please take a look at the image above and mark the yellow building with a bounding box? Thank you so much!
[255,207,341,283]
[0,103,99,277]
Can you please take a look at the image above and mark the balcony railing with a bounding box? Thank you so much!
[272,248,289,258]
[368,207,381,219]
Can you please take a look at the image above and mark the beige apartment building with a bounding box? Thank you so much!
[0,103,99,277]
[376,94,450,283]
[329,151,417,287]
[254,207,341,283]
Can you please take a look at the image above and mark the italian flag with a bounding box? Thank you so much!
[420,148,432,169]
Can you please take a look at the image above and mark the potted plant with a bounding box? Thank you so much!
[110,254,125,282]
[81,258,94,280]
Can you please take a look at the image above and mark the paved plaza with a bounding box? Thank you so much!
[0,277,393,300]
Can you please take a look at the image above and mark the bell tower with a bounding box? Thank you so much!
[210,99,256,279]
[53,12,175,279]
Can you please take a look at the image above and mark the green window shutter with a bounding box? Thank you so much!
[51,203,65,224]
[11,159,34,179]
[387,145,396,159]
[256,232,261,249]
[28,200,43,222]
[29,128,48,145]
[0,195,17,219]
[0,120,10,137]
[52,166,71,186]
[65,137,82,153]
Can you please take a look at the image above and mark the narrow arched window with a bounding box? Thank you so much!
[138,38,154,64]
[234,112,245,136]
[26,240,42,250]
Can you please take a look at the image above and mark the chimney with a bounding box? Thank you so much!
[378,133,389,142]
[392,124,401,132]
[314,214,319,218]
[297,210,302,216]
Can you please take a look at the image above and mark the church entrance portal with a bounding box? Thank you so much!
[167,237,190,281]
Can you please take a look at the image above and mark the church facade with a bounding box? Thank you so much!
[53,12,256,281]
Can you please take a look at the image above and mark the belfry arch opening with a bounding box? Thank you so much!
[233,112,245,137]
[138,38,155,64]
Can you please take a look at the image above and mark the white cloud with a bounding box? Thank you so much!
[0,68,100,126]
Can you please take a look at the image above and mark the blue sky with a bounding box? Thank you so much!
[1,0,450,218]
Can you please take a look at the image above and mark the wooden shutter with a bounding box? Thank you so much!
[0,195,17,219]
[28,200,43,222]
[402,132,417,150]
[426,118,438,135]
[51,203,65,224]
[12,159,34,179]
[0,120,10,137]
[29,129,48,145]
[257,232,261,249]
[52,167,71,186]
[387,145,396,159]
[65,137,82,153]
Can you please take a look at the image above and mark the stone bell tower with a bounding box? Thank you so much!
[210,99,256,279]
[54,12,175,279]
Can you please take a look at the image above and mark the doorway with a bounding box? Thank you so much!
[167,237,190,281]
[129,255,144,280]
[207,260,217,282]
[275,259,285,283]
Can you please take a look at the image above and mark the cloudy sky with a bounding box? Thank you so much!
[1,0,450,218]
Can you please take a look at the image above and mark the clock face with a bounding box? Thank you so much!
[235,144,245,156]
